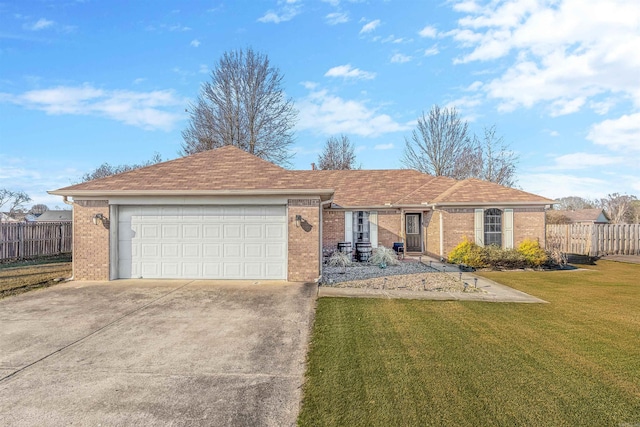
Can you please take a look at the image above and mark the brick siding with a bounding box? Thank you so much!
[288,200,320,282]
[377,210,401,248]
[73,200,110,281]
[321,209,344,251]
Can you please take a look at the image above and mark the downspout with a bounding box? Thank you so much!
[317,197,334,283]
[62,196,75,281]
[439,211,444,260]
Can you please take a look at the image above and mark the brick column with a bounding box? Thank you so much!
[73,200,110,281]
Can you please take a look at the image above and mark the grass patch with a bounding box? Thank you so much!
[0,253,72,269]
[0,262,72,298]
[299,260,640,426]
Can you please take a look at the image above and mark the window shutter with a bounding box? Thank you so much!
[474,209,484,246]
[503,208,514,249]
[369,211,378,248]
[344,211,353,248]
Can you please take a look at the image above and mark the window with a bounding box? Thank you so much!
[484,208,502,246]
[353,211,370,243]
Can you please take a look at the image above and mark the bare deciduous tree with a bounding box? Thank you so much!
[403,106,518,186]
[29,204,49,215]
[402,105,470,176]
[629,200,640,224]
[0,189,31,215]
[598,193,637,224]
[181,48,297,166]
[554,196,595,211]
[317,135,358,170]
[456,125,518,187]
[79,153,163,182]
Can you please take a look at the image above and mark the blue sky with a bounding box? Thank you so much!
[1,0,639,208]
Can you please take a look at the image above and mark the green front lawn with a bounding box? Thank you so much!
[299,261,640,426]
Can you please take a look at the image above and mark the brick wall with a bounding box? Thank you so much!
[441,208,475,256]
[377,210,401,248]
[322,209,344,250]
[73,200,110,281]
[514,208,546,247]
[288,199,320,282]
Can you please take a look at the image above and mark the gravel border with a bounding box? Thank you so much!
[321,260,485,293]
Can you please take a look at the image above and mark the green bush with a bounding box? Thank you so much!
[517,239,548,266]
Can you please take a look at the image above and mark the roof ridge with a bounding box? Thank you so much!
[431,178,468,203]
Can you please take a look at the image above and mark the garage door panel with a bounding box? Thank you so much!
[266,263,285,278]
[265,243,285,258]
[245,243,263,258]
[182,263,201,277]
[244,263,263,277]
[182,224,201,239]
[224,243,242,257]
[162,263,179,276]
[223,263,242,278]
[118,205,287,280]
[244,224,263,239]
[182,244,200,258]
[223,224,242,239]
[161,243,179,258]
[203,224,221,239]
[265,224,285,239]
[203,243,221,257]
[162,224,180,239]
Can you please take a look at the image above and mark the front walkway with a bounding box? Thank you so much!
[318,256,547,303]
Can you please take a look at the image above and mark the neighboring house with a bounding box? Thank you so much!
[0,212,36,222]
[547,209,610,225]
[50,146,553,282]
[35,210,72,222]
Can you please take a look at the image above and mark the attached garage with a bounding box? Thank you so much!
[116,205,287,280]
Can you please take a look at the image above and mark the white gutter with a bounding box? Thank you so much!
[48,188,335,200]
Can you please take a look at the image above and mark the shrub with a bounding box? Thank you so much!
[448,238,486,267]
[369,246,399,266]
[327,251,352,268]
[518,239,548,267]
[449,238,547,269]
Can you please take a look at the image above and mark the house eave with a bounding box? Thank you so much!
[427,201,553,208]
[48,188,335,201]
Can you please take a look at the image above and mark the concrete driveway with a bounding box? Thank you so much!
[0,279,317,426]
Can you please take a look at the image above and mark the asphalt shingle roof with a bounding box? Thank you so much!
[52,145,553,206]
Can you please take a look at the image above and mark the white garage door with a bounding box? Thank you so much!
[117,205,287,279]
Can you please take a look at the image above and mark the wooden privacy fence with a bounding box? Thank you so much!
[546,224,640,256]
[0,222,72,261]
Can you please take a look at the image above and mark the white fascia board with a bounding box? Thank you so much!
[48,189,334,200]
[108,195,295,205]
[430,201,551,208]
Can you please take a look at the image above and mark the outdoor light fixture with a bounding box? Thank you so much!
[295,214,302,227]
[92,213,105,225]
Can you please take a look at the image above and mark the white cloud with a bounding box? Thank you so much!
[199,64,209,74]
[374,143,394,150]
[190,39,201,47]
[518,173,610,199]
[447,0,640,113]
[326,12,349,25]
[360,19,380,34]
[297,87,411,137]
[418,25,437,38]
[1,85,185,131]
[24,18,54,31]
[324,64,376,80]
[544,152,624,170]
[258,1,301,23]
[424,45,439,56]
[587,113,640,152]
[390,53,412,63]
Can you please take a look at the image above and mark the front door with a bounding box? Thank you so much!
[405,213,421,252]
